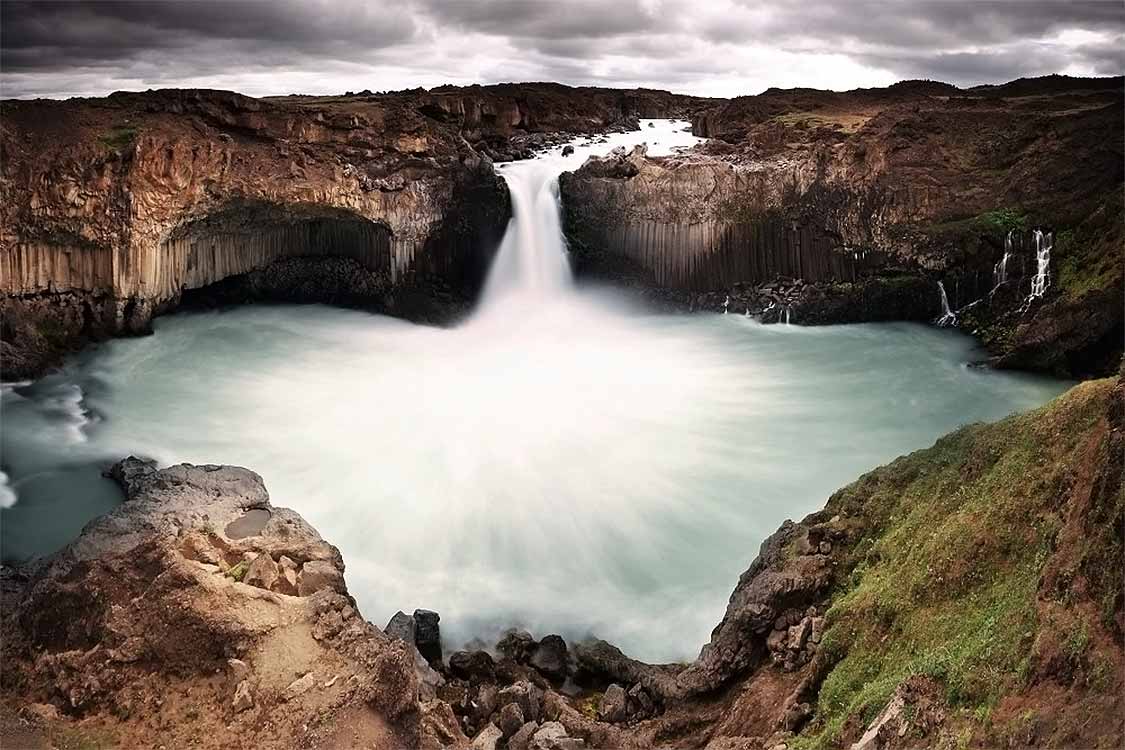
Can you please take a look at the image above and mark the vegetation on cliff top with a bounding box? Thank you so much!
[794,376,1122,748]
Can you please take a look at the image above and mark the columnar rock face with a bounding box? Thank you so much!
[1,83,711,379]
[0,88,516,378]
[561,145,881,291]
[561,76,1124,375]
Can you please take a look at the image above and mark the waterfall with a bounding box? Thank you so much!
[992,230,1014,291]
[936,281,956,327]
[1029,229,1052,299]
[722,295,731,314]
[480,161,574,306]
[477,119,702,313]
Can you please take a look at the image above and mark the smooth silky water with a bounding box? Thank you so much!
[0,121,1070,663]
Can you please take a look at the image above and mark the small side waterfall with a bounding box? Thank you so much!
[1029,229,1052,299]
[992,230,1014,291]
[936,281,957,327]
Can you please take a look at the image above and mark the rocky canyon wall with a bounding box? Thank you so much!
[1,83,709,379]
[0,88,515,378]
[561,76,1124,375]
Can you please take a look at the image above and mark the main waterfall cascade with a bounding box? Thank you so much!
[0,121,1071,662]
[478,121,702,311]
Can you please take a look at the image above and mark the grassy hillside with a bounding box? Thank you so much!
[795,375,1123,748]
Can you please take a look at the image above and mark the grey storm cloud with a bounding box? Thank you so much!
[0,0,1121,99]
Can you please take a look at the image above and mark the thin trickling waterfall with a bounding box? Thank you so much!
[936,281,956,327]
[1029,229,1052,299]
[993,230,1014,291]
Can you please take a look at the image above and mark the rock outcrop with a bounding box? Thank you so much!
[0,83,710,380]
[0,457,466,748]
[562,75,1124,376]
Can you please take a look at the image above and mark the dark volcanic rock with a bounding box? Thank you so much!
[414,608,443,664]
[562,75,1124,377]
[529,634,570,682]
[449,649,496,683]
[497,629,537,663]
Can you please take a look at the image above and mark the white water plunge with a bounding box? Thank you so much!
[0,121,1071,662]
[1029,229,1053,299]
[479,121,702,310]
[936,281,957,327]
[993,230,1014,291]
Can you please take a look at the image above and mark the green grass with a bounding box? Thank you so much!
[790,379,1114,749]
[923,207,1027,241]
[99,124,138,151]
[975,208,1028,234]
[225,560,249,582]
[1055,222,1123,301]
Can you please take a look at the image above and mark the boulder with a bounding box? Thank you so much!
[530,634,569,681]
[787,618,812,651]
[810,616,826,644]
[243,553,279,590]
[414,609,443,663]
[509,721,540,750]
[385,611,416,643]
[626,683,655,718]
[531,721,585,750]
[464,682,498,730]
[561,145,575,156]
[498,701,525,738]
[471,723,503,750]
[450,650,496,683]
[232,680,254,713]
[498,681,543,724]
[597,683,628,723]
[227,658,250,683]
[296,559,345,596]
[282,672,316,702]
[497,629,536,662]
[276,555,299,595]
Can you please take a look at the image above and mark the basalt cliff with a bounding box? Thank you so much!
[561,75,1123,377]
[3,371,1122,749]
[0,83,712,379]
[3,76,1120,380]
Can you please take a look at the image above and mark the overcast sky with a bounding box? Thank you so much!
[2,0,1122,100]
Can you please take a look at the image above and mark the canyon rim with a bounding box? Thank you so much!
[1,2,1123,750]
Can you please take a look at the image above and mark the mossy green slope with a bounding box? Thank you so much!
[795,376,1123,748]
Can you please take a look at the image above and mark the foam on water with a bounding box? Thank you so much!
[0,300,1069,660]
